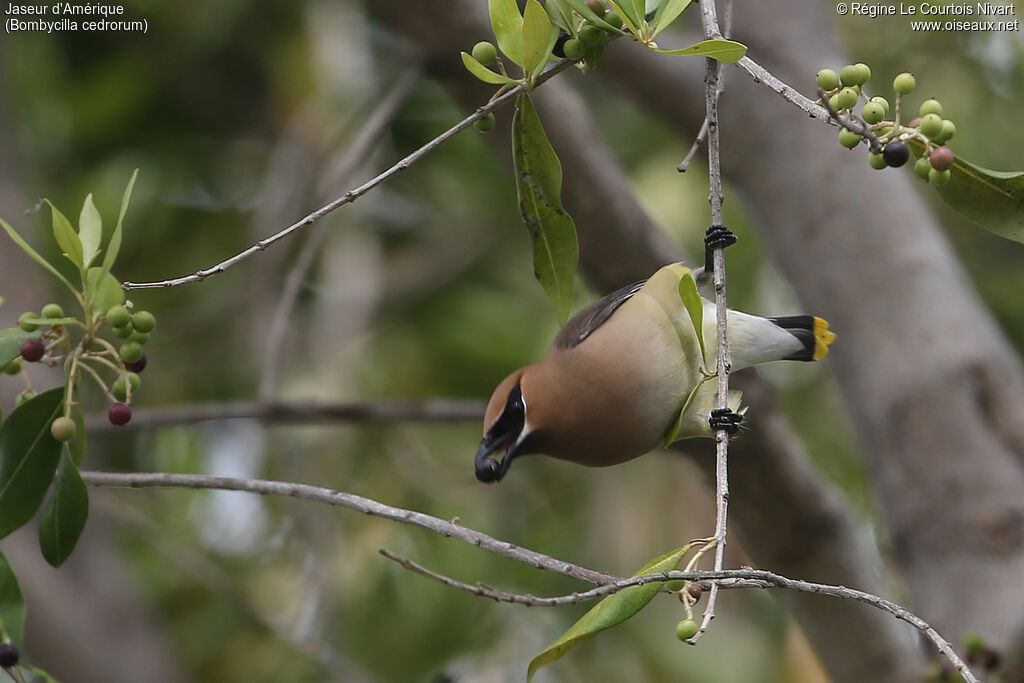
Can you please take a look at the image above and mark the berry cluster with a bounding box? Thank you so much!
[816,65,956,185]
[10,301,156,433]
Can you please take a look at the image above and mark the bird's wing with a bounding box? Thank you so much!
[552,280,645,350]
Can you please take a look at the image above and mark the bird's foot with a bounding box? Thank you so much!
[703,225,738,276]
[709,407,744,435]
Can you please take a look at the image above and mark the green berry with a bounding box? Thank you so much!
[120,341,144,364]
[828,94,841,110]
[839,128,861,149]
[816,68,839,91]
[861,102,885,125]
[579,25,603,46]
[107,304,131,327]
[15,389,35,407]
[870,96,890,115]
[939,119,956,142]
[471,41,497,66]
[918,113,943,138]
[893,72,916,95]
[41,303,64,319]
[17,312,39,332]
[474,113,496,133]
[2,357,21,375]
[854,62,871,84]
[112,372,141,401]
[132,311,156,333]
[929,168,951,186]
[869,153,888,170]
[563,38,585,60]
[585,0,606,12]
[836,87,859,110]
[915,156,933,179]
[839,64,861,86]
[129,330,150,344]
[675,619,699,641]
[930,146,954,172]
[602,9,624,30]
[112,323,134,338]
[919,98,943,117]
[51,416,76,442]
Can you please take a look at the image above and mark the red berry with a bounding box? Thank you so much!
[882,141,910,168]
[929,146,954,172]
[20,338,45,362]
[108,402,132,426]
[124,354,147,373]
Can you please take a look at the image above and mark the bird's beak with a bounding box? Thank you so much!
[474,428,521,483]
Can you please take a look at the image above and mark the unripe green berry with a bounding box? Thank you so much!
[132,310,156,333]
[854,62,871,84]
[112,372,141,401]
[602,9,624,30]
[918,113,943,139]
[919,98,943,117]
[51,416,76,442]
[816,68,839,91]
[563,38,585,59]
[107,304,131,327]
[861,101,885,125]
[120,341,144,363]
[930,146,954,172]
[675,619,699,641]
[471,41,497,66]
[828,94,841,110]
[579,25,603,46]
[836,87,859,110]
[129,330,150,344]
[870,96,890,115]
[839,128,861,149]
[2,357,21,375]
[929,168,951,186]
[585,0,606,12]
[939,119,956,142]
[839,64,861,86]
[474,113,496,133]
[893,72,916,95]
[17,312,39,332]
[869,153,888,170]
[112,323,134,338]
[915,156,933,179]
[41,303,64,319]
[15,389,36,407]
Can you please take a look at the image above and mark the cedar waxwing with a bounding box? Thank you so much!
[474,260,835,482]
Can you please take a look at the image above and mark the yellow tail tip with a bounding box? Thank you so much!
[812,317,836,360]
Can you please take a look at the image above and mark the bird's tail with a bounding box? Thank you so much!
[769,315,836,361]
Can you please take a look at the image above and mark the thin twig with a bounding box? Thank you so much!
[259,67,421,401]
[677,117,709,172]
[694,0,731,646]
[379,549,977,682]
[816,88,883,154]
[734,55,829,120]
[83,398,485,431]
[122,59,577,291]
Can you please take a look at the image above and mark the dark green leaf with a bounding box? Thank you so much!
[678,272,706,365]
[0,328,37,369]
[528,546,690,681]
[79,193,103,268]
[663,375,707,446]
[460,52,519,85]
[85,268,125,316]
[45,200,83,269]
[544,0,573,31]
[100,169,137,277]
[652,0,693,36]
[0,550,26,649]
[561,0,627,31]
[67,405,86,468]
[611,0,644,28]
[0,387,65,539]
[522,0,558,78]
[489,0,525,67]
[654,38,748,63]
[932,154,1024,243]
[512,93,579,323]
[38,450,89,567]
[1,218,79,297]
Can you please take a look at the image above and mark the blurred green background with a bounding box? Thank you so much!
[1,1,1022,681]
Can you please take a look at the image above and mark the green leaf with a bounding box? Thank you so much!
[489,0,525,67]
[931,153,1024,243]
[16,316,80,329]
[85,267,125,316]
[0,328,37,369]
[528,546,691,681]
[78,193,103,268]
[38,450,89,567]
[1,218,79,298]
[652,0,693,36]
[67,405,86,468]
[44,200,83,269]
[101,169,138,277]
[561,0,627,31]
[0,387,64,539]
[23,665,59,683]
[0,550,26,649]
[678,272,706,365]
[654,38,748,63]
[544,0,574,31]
[663,377,706,446]
[612,0,645,27]
[522,0,558,78]
[512,93,579,324]
[460,52,519,85]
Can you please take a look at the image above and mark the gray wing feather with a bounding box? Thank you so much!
[552,280,645,350]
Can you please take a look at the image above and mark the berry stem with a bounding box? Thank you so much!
[77,359,121,404]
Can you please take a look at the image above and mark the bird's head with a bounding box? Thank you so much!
[475,369,532,483]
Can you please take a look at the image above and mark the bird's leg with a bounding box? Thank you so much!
[703,224,738,277]
[709,407,743,434]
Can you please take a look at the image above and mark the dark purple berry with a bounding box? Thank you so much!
[108,402,132,426]
[686,582,703,603]
[984,648,1002,671]
[882,141,910,168]
[0,643,18,668]
[124,354,148,374]
[20,338,44,362]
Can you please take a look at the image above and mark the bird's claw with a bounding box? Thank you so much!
[709,407,743,435]
[705,224,738,251]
